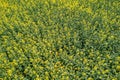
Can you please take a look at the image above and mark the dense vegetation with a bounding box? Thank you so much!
[0,0,120,80]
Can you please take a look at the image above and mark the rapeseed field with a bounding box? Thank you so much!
[0,0,120,80]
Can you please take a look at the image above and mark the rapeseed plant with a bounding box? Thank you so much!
[0,0,120,79]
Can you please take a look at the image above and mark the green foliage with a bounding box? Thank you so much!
[0,0,120,80]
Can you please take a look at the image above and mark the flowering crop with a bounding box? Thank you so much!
[0,0,120,80]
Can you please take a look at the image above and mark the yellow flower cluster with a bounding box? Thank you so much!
[0,0,120,80]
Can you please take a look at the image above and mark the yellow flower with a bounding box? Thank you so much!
[0,29,4,35]
[106,54,110,59]
[89,53,94,57]
[7,70,12,76]
[109,35,114,40]
[33,70,36,74]
[82,72,86,76]
[116,65,120,71]
[21,39,25,43]
[69,55,73,60]
[97,71,101,74]
[91,71,95,75]
[2,36,9,40]
[64,27,68,31]
[116,56,120,61]
[39,66,44,70]
[0,78,3,80]
[59,49,63,52]
[80,51,84,55]
[11,59,18,66]
[105,70,109,73]
[93,65,98,70]
[17,32,23,38]
[86,7,92,14]
[112,78,118,80]
[35,77,42,80]
[62,72,67,76]
[115,61,119,65]
[89,0,97,3]
[51,0,56,4]
[66,76,69,80]
[83,58,88,64]
[2,2,9,8]
[87,77,94,80]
